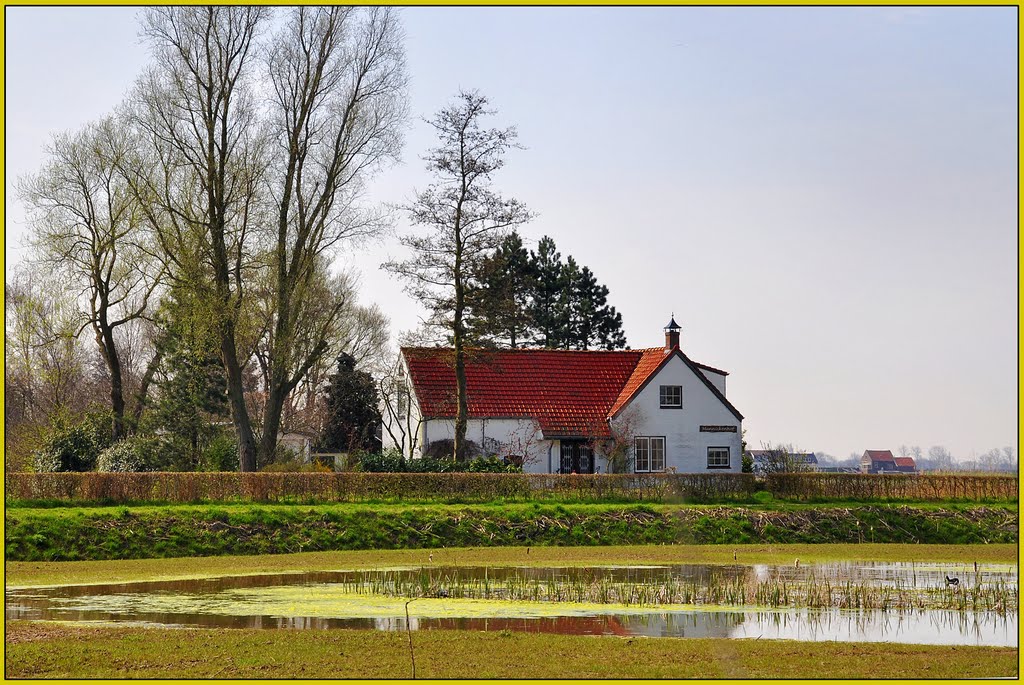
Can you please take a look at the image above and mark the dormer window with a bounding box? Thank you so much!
[659,385,682,408]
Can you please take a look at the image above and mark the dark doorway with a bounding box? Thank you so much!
[559,440,594,474]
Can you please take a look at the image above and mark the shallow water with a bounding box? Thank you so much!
[6,562,1017,647]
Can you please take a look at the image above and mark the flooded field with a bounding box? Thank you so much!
[6,562,1017,647]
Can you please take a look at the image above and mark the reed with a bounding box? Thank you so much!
[330,567,1018,616]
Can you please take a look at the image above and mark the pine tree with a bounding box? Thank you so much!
[319,353,382,453]
[467,231,537,348]
[530,236,568,347]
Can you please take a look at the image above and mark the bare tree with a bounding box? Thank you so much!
[19,117,163,440]
[133,7,406,471]
[384,91,532,462]
[132,6,270,471]
[257,6,407,464]
[927,445,954,471]
[378,349,423,459]
[592,405,646,474]
[756,442,813,474]
[496,419,543,470]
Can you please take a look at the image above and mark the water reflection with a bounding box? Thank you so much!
[6,561,1017,647]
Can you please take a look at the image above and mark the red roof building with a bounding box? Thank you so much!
[893,457,917,473]
[860,450,899,474]
[387,318,744,475]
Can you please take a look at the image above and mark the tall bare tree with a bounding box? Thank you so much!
[132,6,270,470]
[258,6,407,463]
[133,7,405,470]
[385,91,532,462]
[19,117,163,440]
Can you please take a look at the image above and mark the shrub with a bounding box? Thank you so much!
[467,456,520,473]
[423,439,483,461]
[32,411,115,473]
[96,436,174,473]
[201,434,239,472]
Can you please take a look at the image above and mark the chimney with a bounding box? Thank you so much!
[664,315,681,351]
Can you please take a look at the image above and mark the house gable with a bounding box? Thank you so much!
[609,348,743,423]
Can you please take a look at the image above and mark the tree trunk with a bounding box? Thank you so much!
[220,329,258,472]
[131,347,165,424]
[258,376,288,468]
[452,271,469,463]
[95,319,126,441]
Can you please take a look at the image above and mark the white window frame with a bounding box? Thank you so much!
[659,385,682,408]
[707,446,731,469]
[635,436,667,473]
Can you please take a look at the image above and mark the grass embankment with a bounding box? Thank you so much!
[5,502,1016,562]
[5,622,1016,679]
[8,543,1016,588]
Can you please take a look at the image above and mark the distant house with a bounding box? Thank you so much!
[893,457,918,473]
[382,318,744,474]
[860,450,899,474]
[746,450,819,474]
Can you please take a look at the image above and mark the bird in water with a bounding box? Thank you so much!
[945,575,960,587]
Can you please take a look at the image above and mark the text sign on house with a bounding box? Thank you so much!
[700,425,738,433]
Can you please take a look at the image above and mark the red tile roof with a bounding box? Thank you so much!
[864,450,896,462]
[402,346,742,438]
[607,349,667,417]
[894,457,916,467]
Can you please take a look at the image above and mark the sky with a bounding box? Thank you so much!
[4,6,1018,462]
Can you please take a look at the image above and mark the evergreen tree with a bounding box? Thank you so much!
[565,263,627,350]
[526,236,627,350]
[319,353,381,452]
[146,289,233,470]
[530,236,568,347]
[467,231,537,348]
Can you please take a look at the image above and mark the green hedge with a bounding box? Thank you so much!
[4,471,1017,506]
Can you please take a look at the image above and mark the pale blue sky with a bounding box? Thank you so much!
[4,7,1018,461]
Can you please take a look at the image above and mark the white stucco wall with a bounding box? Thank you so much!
[417,417,551,472]
[612,355,743,473]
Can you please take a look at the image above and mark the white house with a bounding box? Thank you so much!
[383,317,744,474]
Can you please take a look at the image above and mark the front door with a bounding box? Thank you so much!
[559,440,594,474]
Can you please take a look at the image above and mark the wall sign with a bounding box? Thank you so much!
[700,425,737,433]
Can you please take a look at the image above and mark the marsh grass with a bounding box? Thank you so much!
[330,566,1018,615]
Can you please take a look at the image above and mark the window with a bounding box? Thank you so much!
[707,447,731,469]
[635,437,666,472]
[659,385,682,408]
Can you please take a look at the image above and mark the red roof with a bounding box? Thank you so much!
[608,349,667,417]
[894,457,916,467]
[402,346,741,438]
[864,450,896,462]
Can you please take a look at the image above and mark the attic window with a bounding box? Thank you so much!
[659,385,682,408]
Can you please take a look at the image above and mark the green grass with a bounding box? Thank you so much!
[6,543,1017,588]
[5,502,1016,561]
[5,621,1017,679]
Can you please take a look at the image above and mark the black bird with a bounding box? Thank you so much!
[945,576,960,586]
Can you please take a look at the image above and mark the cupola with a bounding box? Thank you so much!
[664,315,681,351]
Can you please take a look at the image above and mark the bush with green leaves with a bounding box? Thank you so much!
[467,456,520,473]
[32,411,115,473]
[201,434,239,472]
[96,436,175,473]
